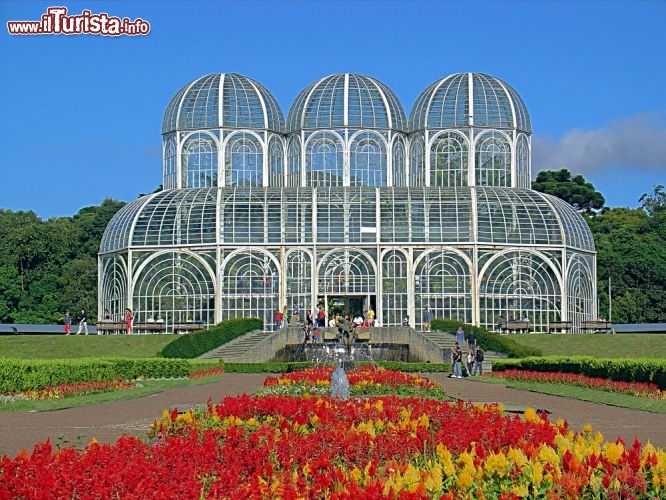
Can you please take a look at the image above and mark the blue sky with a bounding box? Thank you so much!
[1,0,664,219]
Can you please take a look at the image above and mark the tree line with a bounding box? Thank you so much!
[0,173,664,325]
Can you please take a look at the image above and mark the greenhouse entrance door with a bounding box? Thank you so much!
[321,295,374,320]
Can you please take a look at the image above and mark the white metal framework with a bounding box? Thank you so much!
[99,72,597,332]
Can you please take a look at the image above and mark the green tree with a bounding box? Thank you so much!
[639,184,666,216]
[532,169,605,214]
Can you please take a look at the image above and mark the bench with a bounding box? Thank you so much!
[134,322,167,334]
[95,321,127,334]
[547,321,573,333]
[581,320,613,333]
[323,328,339,342]
[172,323,204,334]
[499,320,531,333]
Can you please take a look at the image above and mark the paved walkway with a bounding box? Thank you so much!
[1,373,664,458]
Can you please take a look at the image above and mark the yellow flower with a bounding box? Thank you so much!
[302,463,310,477]
[511,483,529,498]
[456,466,475,490]
[603,442,625,465]
[403,464,421,491]
[374,399,384,412]
[530,461,543,487]
[524,407,540,423]
[349,466,362,482]
[484,451,510,478]
[507,447,528,470]
[583,423,593,434]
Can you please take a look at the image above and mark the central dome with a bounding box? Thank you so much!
[287,73,407,132]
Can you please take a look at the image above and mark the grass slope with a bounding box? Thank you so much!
[506,334,666,359]
[0,335,177,359]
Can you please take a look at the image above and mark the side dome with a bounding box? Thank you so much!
[287,73,407,131]
[409,73,531,133]
[162,73,285,134]
[100,189,219,253]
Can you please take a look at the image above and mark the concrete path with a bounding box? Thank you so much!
[1,373,664,458]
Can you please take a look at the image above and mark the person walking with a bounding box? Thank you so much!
[455,326,465,349]
[76,309,88,335]
[125,308,134,335]
[474,347,485,376]
[467,331,476,349]
[423,306,432,332]
[452,346,463,378]
[466,348,475,376]
[60,311,72,335]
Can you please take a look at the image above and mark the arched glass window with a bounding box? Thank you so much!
[349,132,387,186]
[475,132,511,187]
[414,250,471,328]
[100,256,127,321]
[268,137,284,187]
[392,138,406,187]
[430,132,468,187]
[516,134,530,189]
[381,250,408,326]
[133,252,215,329]
[221,250,279,329]
[319,249,376,296]
[479,251,561,333]
[286,250,312,320]
[225,132,263,187]
[305,132,344,187]
[182,132,218,188]
[409,136,425,186]
[163,135,177,189]
[567,254,595,329]
[287,138,301,187]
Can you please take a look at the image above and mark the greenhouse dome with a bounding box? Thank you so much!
[100,71,598,334]
[162,73,285,134]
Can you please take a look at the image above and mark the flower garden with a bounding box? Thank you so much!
[1,366,666,498]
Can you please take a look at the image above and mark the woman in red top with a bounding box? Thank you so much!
[125,308,134,335]
[274,308,284,330]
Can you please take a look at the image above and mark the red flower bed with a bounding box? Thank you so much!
[489,369,666,400]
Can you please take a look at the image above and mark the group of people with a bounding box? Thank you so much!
[275,304,377,331]
[61,308,134,335]
[450,326,485,378]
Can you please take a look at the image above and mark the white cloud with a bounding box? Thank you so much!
[532,113,666,176]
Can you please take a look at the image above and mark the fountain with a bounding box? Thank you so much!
[330,365,350,400]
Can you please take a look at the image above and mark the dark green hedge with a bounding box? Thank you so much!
[492,356,666,389]
[0,358,191,393]
[431,319,542,358]
[160,318,263,359]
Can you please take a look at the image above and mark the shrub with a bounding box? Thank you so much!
[492,356,666,389]
[0,358,191,393]
[160,318,263,359]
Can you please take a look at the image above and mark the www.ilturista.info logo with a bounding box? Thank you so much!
[7,6,151,36]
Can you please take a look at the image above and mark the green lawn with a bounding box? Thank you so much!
[0,334,177,359]
[507,333,666,359]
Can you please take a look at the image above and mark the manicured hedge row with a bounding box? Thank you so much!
[160,318,263,359]
[0,358,191,393]
[492,356,666,389]
[431,319,542,358]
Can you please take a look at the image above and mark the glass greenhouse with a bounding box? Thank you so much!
[99,72,597,332]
